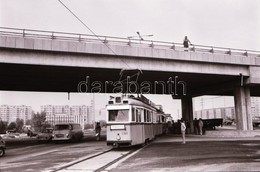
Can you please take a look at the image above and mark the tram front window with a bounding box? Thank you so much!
[109,110,129,122]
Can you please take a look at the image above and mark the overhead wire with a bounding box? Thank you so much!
[58,0,131,69]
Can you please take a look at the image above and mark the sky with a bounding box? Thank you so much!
[1,0,259,50]
[0,0,258,118]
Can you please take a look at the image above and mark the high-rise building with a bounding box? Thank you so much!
[0,105,9,122]
[251,97,260,117]
[194,97,260,119]
[194,107,235,120]
[41,105,91,128]
[0,105,32,123]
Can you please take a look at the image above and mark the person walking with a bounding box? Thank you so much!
[95,122,101,141]
[180,119,186,144]
[198,118,204,135]
[193,118,199,135]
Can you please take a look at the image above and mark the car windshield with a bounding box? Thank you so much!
[55,125,71,130]
[108,110,129,122]
[42,129,53,133]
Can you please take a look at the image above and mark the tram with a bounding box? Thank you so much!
[106,94,166,147]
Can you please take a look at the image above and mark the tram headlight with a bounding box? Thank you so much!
[116,133,121,141]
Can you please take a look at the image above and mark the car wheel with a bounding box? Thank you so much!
[0,148,5,157]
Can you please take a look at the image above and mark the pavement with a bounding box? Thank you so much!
[4,127,260,171]
[51,131,260,172]
[110,134,260,172]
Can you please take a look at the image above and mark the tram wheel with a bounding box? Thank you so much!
[113,143,119,149]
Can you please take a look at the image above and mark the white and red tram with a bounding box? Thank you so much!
[106,95,166,147]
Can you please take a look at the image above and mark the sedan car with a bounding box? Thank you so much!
[36,128,53,142]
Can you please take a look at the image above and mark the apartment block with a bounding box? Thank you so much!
[41,105,92,128]
[0,105,32,123]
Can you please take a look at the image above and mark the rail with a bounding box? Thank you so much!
[0,27,260,57]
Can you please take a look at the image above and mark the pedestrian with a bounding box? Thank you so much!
[193,118,199,135]
[95,122,101,141]
[180,119,186,144]
[167,121,172,134]
[183,36,192,49]
[198,118,204,135]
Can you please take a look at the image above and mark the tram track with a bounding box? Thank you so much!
[51,148,113,172]
[95,146,141,172]
[52,146,143,172]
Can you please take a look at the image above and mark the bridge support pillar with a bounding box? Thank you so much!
[181,96,194,134]
[234,86,253,130]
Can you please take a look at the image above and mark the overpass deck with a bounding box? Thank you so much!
[0,27,260,96]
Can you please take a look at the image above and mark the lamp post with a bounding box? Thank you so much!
[127,31,153,43]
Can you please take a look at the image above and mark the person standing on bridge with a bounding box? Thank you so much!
[183,36,192,50]
[180,119,186,144]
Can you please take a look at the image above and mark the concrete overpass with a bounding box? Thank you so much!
[1,27,260,132]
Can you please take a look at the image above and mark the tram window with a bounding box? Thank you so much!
[136,108,142,122]
[157,116,161,123]
[147,111,151,122]
[115,97,121,103]
[162,116,165,123]
[132,108,135,122]
[108,110,129,122]
[144,109,147,122]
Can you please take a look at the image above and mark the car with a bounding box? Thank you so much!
[27,129,38,137]
[6,130,20,138]
[36,128,53,141]
[52,123,83,142]
[0,131,6,138]
[223,119,234,125]
[0,136,6,157]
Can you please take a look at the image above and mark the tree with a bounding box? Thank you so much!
[31,112,47,132]
[0,120,8,132]
[99,120,107,128]
[25,119,31,125]
[7,122,17,131]
[16,118,24,132]
[84,123,94,129]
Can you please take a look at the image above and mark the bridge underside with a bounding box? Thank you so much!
[1,63,260,97]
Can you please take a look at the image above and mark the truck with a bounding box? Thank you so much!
[252,117,260,127]
[202,118,223,130]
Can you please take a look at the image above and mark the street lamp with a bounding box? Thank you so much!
[127,31,153,43]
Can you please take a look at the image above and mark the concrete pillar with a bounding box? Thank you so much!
[234,86,252,130]
[181,96,194,133]
[245,88,253,130]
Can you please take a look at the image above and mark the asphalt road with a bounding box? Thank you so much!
[111,135,260,172]
[1,129,260,172]
[0,131,109,172]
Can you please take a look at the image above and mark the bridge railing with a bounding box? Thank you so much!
[0,27,259,57]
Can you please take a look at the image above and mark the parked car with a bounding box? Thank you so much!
[27,129,38,137]
[223,119,234,125]
[0,131,6,138]
[0,136,6,157]
[6,130,20,138]
[36,128,53,141]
